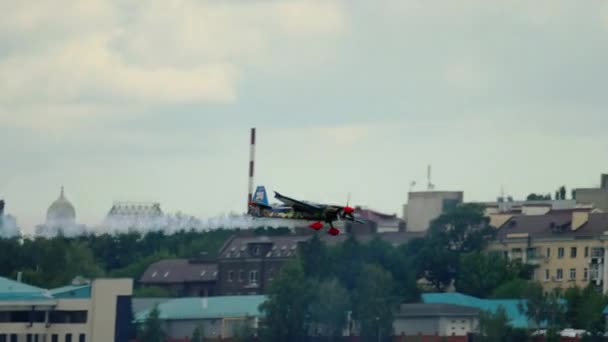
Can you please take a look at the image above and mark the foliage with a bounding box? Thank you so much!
[491,279,536,299]
[526,193,552,200]
[191,324,204,342]
[232,318,255,342]
[309,278,351,339]
[518,283,566,330]
[137,305,166,342]
[258,258,317,342]
[412,203,495,290]
[353,263,395,341]
[476,306,511,341]
[456,252,532,298]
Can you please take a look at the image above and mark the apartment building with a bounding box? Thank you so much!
[487,210,608,293]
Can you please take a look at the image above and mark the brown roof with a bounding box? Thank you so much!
[496,212,608,240]
[139,259,217,284]
[217,232,426,259]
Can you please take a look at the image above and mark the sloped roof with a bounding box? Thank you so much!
[421,293,531,328]
[496,212,608,240]
[134,295,266,321]
[0,276,53,301]
[49,284,91,298]
[139,259,217,284]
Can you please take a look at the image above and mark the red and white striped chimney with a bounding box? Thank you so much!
[248,128,256,207]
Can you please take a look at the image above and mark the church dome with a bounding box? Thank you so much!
[46,187,76,224]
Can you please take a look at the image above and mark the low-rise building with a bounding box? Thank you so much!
[0,276,133,342]
[393,303,479,337]
[133,295,264,340]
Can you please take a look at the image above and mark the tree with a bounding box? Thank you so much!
[191,324,204,342]
[518,283,565,330]
[476,306,511,341]
[137,305,166,342]
[309,278,351,339]
[491,279,535,299]
[300,233,330,279]
[258,258,317,342]
[559,186,566,200]
[415,204,495,290]
[456,252,532,298]
[526,193,551,200]
[353,263,395,341]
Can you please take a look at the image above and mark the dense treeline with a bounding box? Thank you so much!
[0,227,289,289]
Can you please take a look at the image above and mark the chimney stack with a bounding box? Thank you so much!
[601,174,608,190]
[248,128,256,208]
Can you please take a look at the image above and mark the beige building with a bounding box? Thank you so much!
[486,209,608,293]
[0,276,133,342]
[574,174,608,212]
[404,191,463,232]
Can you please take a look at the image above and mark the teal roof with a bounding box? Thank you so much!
[135,295,267,322]
[0,277,53,301]
[422,293,533,329]
[49,284,91,299]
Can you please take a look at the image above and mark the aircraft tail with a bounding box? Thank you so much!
[252,186,269,206]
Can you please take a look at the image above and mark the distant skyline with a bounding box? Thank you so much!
[1,1,608,233]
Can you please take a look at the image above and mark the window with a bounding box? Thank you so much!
[570,247,577,258]
[558,248,564,259]
[79,334,85,342]
[26,335,32,342]
[570,268,576,280]
[546,247,551,258]
[151,271,157,277]
[545,269,550,281]
[51,335,58,342]
[65,334,72,342]
[0,334,6,342]
[250,270,259,284]
[228,271,234,282]
[585,246,589,258]
[252,245,260,256]
[268,268,274,280]
[584,268,589,280]
[556,268,563,280]
[239,270,244,282]
[200,270,206,277]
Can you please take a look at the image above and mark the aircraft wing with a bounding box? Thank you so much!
[274,191,323,213]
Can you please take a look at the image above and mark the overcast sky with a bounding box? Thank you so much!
[1,0,607,233]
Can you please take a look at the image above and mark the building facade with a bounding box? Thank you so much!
[404,191,463,232]
[486,210,608,293]
[0,277,133,342]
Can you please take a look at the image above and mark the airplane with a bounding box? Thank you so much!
[247,186,367,235]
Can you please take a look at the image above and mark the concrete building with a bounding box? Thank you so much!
[404,191,463,232]
[486,210,608,293]
[133,295,264,340]
[393,303,479,337]
[574,174,608,212]
[0,276,133,342]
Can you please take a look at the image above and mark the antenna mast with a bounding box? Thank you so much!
[427,164,435,190]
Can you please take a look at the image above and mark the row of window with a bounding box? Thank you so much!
[539,267,597,282]
[0,334,85,342]
[227,269,269,284]
[510,246,604,260]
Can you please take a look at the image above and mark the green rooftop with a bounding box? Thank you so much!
[49,284,91,299]
[135,295,267,322]
[0,276,53,301]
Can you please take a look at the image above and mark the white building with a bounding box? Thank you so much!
[403,191,463,232]
[0,276,133,342]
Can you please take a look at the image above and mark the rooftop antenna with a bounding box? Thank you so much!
[409,181,416,192]
[247,128,256,210]
[427,164,435,190]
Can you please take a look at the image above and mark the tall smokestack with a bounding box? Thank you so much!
[248,128,256,208]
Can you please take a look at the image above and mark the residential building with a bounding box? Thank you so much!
[346,207,405,233]
[139,259,217,297]
[393,303,479,337]
[133,295,265,340]
[0,276,133,342]
[486,210,608,293]
[217,235,309,295]
[404,191,463,232]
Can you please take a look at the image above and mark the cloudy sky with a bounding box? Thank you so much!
[1,0,607,233]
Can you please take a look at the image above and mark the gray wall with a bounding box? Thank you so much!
[393,317,440,335]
